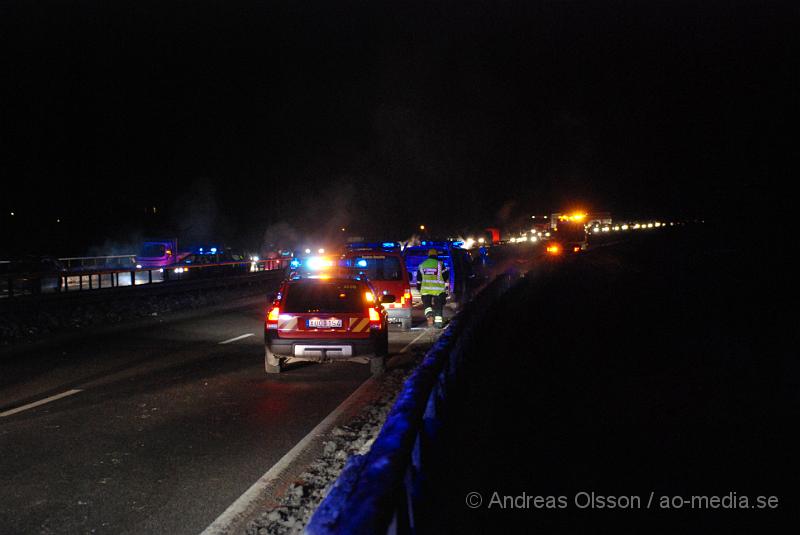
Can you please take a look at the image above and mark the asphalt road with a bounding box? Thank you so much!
[0,298,436,534]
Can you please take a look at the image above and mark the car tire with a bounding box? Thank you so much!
[371,332,389,376]
[265,347,284,374]
[370,355,386,376]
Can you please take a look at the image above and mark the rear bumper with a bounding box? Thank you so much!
[386,307,412,322]
[267,335,379,360]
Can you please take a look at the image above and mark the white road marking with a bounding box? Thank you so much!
[200,377,378,535]
[398,329,430,354]
[0,389,83,418]
[218,333,255,345]
[201,328,432,534]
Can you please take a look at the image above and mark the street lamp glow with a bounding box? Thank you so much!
[419,224,425,231]
[318,248,325,254]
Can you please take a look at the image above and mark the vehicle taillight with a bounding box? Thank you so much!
[401,289,412,306]
[368,307,381,328]
[267,306,279,329]
[546,244,561,255]
[573,246,580,253]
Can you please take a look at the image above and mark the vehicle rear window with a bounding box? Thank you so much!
[344,255,403,281]
[283,280,366,313]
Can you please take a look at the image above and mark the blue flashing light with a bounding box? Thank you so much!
[290,259,301,269]
[356,259,368,268]
[210,247,217,253]
[199,247,203,252]
[306,257,334,270]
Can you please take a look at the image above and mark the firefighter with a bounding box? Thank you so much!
[417,248,449,328]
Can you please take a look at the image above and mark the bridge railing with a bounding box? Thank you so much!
[58,255,137,271]
[306,270,520,535]
[0,259,289,299]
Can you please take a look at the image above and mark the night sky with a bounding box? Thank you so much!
[1,0,794,255]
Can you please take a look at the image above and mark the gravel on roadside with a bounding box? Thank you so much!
[246,354,422,535]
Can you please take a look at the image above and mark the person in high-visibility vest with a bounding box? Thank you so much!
[417,249,449,328]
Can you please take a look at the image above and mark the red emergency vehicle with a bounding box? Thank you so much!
[341,243,413,330]
[264,262,392,375]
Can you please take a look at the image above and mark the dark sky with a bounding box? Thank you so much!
[1,0,795,254]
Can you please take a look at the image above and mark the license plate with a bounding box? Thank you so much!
[307,318,342,328]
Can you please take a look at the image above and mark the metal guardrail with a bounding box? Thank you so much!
[306,270,520,535]
[58,255,137,270]
[1,259,289,299]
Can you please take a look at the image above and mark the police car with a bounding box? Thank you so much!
[264,257,393,376]
[341,242,413,331]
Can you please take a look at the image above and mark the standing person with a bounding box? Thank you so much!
[417,248,449,328]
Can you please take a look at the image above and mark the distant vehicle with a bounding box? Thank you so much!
[264,271,391,376]
[403,241,476,307]
[135,239,189,269]
[547,213,589,256]
[173,246,250,278]
[342,242,413,330]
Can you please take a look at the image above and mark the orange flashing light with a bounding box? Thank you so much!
[558,212,587,222]
[546,244,562,255]
[368,308,380,322]
[365,291,375,303]
[267,306,280,322]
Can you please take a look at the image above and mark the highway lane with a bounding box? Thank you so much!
[0,299,436,534]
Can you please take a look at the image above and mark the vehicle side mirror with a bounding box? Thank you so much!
[380,294,396,304]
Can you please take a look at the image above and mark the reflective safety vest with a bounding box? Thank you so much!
[419,258,446,295]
